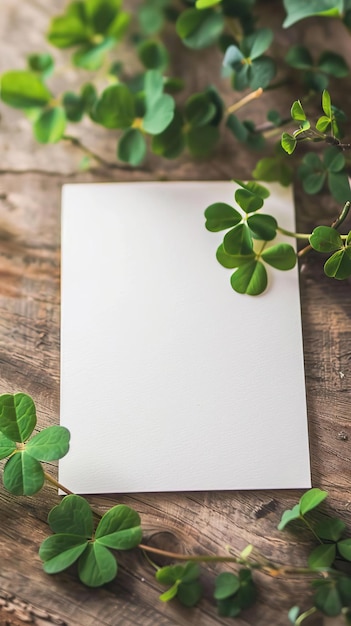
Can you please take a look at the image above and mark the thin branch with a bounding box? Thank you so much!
[226,88,263,115]
[43,472,73,495]
[63,135,149,172]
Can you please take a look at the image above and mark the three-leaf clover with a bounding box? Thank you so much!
[223,28,276,90]
[0,393,70,495]
[39,495,142,587]
[298,147,351,204]
[93,70,175,165]
[285,45,348,91]
[205,181,296,295]
[310,225,351,280]
[214,569,257,617]
[156,562,203,606]
[152,86,223,159]
[47,0,130,70]
[0,70,66,144]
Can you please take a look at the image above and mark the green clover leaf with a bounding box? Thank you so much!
[156,562,202,607]
[94,84,135,129]
[214,569,256,618]
[0,393,70,496]
[176,8,224,49]
[283,0,343,29]
[0,71,52,109]
[223,29,276,91]
[278,488,328,530]
[47,0,130,69]
[40,496,142,587]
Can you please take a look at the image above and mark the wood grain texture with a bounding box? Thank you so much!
[0,1,351,625]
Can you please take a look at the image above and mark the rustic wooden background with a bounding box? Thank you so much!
[1,1,351,625]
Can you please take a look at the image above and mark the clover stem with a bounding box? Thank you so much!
[62,135,149,172]
[226,88,263,115]
[43,471,73,495]
[276,226,311,239]
[331,200,351,230]
[295,606,317,625]
[301,515,323,545]
[138,544,314,576]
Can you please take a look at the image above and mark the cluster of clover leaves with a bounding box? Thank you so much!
[2,392,351,623]
[1,0,351,296]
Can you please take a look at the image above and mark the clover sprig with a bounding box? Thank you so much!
[205,180,297,295]
[40,495,142,587]
[0,393,70,495]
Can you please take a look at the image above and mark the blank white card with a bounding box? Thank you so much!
[60,182,311,494]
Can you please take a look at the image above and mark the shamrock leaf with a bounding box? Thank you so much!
[176,8,224,49]
[223,29,276,91]
[40,495,142,587]
[204,181,296,296]
[47,0,130,69]
[0,393,70,496]
[156,562,202,606]
[214,569,257,617]
[0,71,52,109]
[142,70,175,135]
[278,488,328,530]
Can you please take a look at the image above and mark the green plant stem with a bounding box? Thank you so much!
[43,471,73,495]
[226,88,263,115]
[276,227,311,239]
[138,544,314,577]
[295,606,317,625]
[301,516,323,545]
[63,135,146,171]
[331,200,351,230]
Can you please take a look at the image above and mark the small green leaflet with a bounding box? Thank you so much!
[156,562,202,607]
[0,71,52,109]
[283,0,343,28]
[278,488,328,530]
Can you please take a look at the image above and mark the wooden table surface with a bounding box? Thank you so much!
[1,2,350,625]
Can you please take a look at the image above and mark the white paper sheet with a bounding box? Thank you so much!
[60,181,311,494]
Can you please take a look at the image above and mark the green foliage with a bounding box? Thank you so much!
[309,224,351,279]
[313,576,351,617]
[176,8,224,49]
[278,488,328,530]
[40,495,142,587]
[281,90,347,157]
[47,0,130,69]
[214,569,257,617]
[27,53,55,79]
[226,115,265,150]
[33,107,66,143]
[253,146,293,187]
[0,393,70,496]
[205,180,298,295]
[156,562,202,606]
[298,147,351,204]
[223,29,276,90]
[286,45,349,91]
[138,40,169,70]
[0,71,52,109]
[283,0,344,28]
[63,83,97,122]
